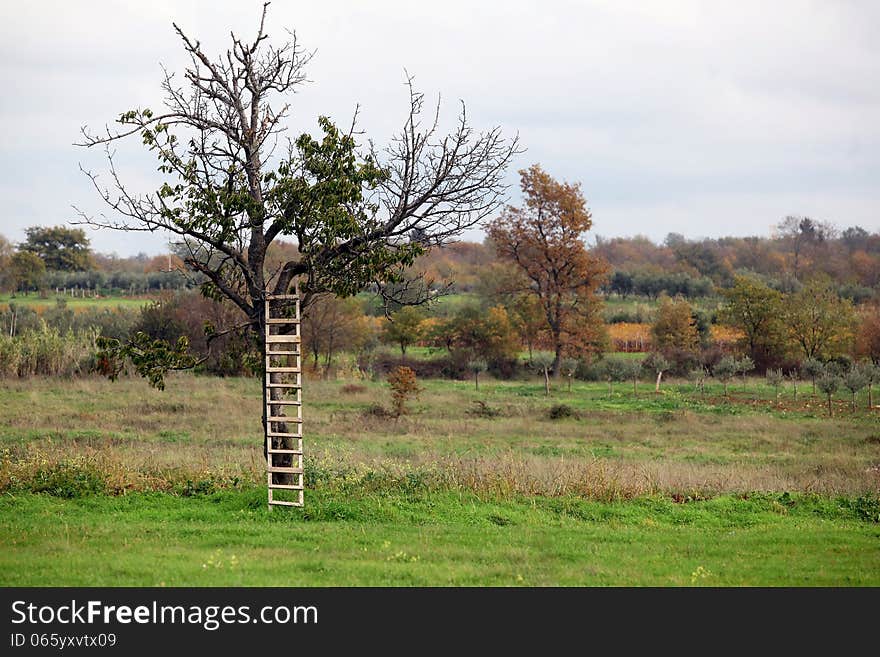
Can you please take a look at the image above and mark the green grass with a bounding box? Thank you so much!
[1,489,877,586]
[0,293,150,311]
[1,374,878,586]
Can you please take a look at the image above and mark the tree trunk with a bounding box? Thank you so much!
[552,341,562,378]
[633,378,638,397]
[655,371,663,393]
[868,384,873,409]
[474,372,479,391]
[543,368,550,395]
[827,394,833,417]
[852,393,856,413]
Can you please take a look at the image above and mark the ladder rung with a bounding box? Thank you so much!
[267,431,302,438]
[268,499,302,507]
[266,350,300,356]
[268,417,302,423]
[266,294,299,300]
[267,466,303,474]
[268,483,304,490]
[267,400,301,405]
[266,367,301,373]
[265,335,301,343]
[266,383,301,388]
[267,448,302,455]
[266,318,298,324]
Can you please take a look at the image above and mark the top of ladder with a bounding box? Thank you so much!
[266,294,299,300]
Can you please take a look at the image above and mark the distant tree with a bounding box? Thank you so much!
[816,372,841,417]
[841,226,870,254]
[855,308,880,365]
[842,367,867,412]
[623,360,643,397]
[719,276,787,368]
[0,235,12,291]
[643,353,670,393]
[9,251,46,294]
[302,295,371,369]
[531,352,553,395]
[766,369,784,404]
[714,356,738,397]
[506,294,546,365]
[784,278,855,361]
[860,362,878,409]
[560,357,579,393]
[776,216,835,279]
[601,356,630,397]
[467,358,487,390]
[735,356,754,391]
[609,270,634,298]
[381,306,425,357]
[487,164,608,376]
[20,225,92,271]
[802,357,824,395]
[786,368,800,401]
[445,305,520,366]
[651,295,699,352]
[689,366,708,399]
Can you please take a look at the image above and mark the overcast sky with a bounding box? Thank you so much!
[1,0,878,256]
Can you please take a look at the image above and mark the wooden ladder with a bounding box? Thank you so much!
[264,288,303,508]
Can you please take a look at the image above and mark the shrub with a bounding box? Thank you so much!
[387,366,422,418]
[341,383,367,394]
[547,404,576,420]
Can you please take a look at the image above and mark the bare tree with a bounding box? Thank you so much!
[75,4,519,446]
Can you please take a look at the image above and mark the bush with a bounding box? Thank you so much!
[547,404,577,420]
[387,366,422,417]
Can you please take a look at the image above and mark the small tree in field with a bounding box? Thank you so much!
[786,368,799,401]
[467,358,487,391]
[601,356,629,397]
[803,358,824,395]
[842,367,867,413]
[714,356,738,398]
[382,307,425,357]
[766,368,784,405]
[387,366,421,418]
[816,372,840,417]
[735,356,754,392]
[858,361,878,409]
[689,366,708,399]
[624,360,643,397]
[560,357,579,393]
[532,353,553,395]
[644,353,670,393]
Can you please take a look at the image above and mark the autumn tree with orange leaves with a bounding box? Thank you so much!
[486,165,607,375]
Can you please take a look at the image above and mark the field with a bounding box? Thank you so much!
[1,374,878,585]
[0,293,150,311]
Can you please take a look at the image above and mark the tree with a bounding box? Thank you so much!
[784,278,855,361]
[689,366,708,399]
[766,369,784,405]
[444,305,520,366]
[802,357,824,395]
[531,352,553,395]
[301,295,371,370]
[8,251,46,294]
[560,357,579,393]
[735,356,754,391]
[467,358,487,391]
[776,216,835,279]
[20,226,92,271]
[643,353,670,393]
[601,356,629,397]
[506,294,546,365]
[651,295,699,352]
[381,306,425,357]
[714,356,738,398]
[719,276,787,368]
[816,372,840,417]
[387,366,421,418]
[842,367,866,412]
[76,5,517,447]
[859,361,878,409]
[486,164,607,376]
[855,308,880,365]
[0,235,13,292]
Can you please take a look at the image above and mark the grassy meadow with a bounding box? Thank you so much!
[1,373,878,585]
[0,292,150,312]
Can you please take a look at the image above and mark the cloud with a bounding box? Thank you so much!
[0,0,877,254]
